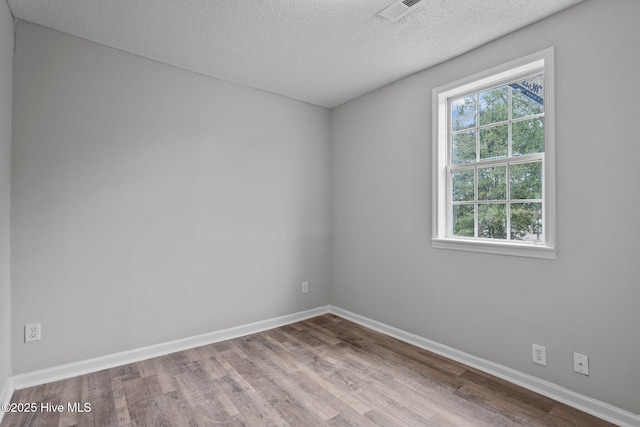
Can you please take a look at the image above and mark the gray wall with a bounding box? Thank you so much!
[11,22,331,373]
[0,0,13,388]
[331,0,640,415]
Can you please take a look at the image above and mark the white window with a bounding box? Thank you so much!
[432,48,556,259]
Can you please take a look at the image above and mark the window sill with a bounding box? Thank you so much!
[431,238,556,260]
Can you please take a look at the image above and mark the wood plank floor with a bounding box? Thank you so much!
[2,314,615,426]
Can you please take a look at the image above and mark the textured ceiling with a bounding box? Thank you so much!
[7,0,583,108]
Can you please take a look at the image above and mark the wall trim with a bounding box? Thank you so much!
[0,377,14,424]
[11,306,330,391]
[328,305,640,427]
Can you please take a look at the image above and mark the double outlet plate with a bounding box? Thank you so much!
[25,323,41,343]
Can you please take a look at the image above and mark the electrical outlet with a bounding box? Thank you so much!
[532,343,546,366]
[25,323,41,343]
[301,281,309,294]
[574,352,589,375]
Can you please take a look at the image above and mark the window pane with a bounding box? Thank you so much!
[452,95,476,131]
[453,205,474,237]
[479,86,508,126]
[512,73,544,118]
[513,118,544,156]
[452,169,474,201]
[479,124,508,160]
[478,203,506,239]
[478,166,506,201]
[452,131,476,164]
[510,162,542,200]
[511,202,543,241]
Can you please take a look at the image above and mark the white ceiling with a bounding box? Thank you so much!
[7,0,583,108]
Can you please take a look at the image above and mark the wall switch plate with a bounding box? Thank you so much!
[574,352,589,375]
[532,343,546,366]
[25,323,41,343]
[301,282,309,294]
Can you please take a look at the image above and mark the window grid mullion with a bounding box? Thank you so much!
[508,85,513,158]
[449,153,543,171]
[506,164,511,241]
[506,87,512,240]
[474,166,478,238]
[475,94,480,164]
[452,198,541,205]
[475,94,479,238]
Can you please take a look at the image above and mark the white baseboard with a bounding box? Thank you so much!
[11,305,330,391]
[0,376,14,424]
[328,305,640,427]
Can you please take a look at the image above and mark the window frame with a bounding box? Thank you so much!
[432,48,556,259]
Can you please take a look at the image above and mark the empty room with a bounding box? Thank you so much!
[1,0,639,426]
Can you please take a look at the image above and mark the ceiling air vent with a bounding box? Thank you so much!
[378,0,424,22]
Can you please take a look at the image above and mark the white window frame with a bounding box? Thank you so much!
[432,48,556,259]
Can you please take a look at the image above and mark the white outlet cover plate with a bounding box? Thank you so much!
[532,343,546,366]
[25,323,41,343]
[574,352,589,375]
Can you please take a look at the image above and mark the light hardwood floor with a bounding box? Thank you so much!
[1,314,614,426]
